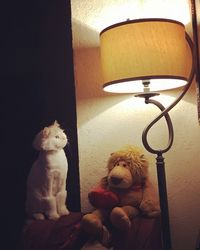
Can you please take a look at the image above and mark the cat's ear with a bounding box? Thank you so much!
[32,131,43,150]
[42,127,50,138]
[53,120,60,127]
[53,120,65,133]
[33,127,50,150]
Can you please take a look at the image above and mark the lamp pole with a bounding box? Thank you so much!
[140,93,173,250]
[156,151,171,250]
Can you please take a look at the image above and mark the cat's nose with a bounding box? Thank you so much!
[110,176,122,185]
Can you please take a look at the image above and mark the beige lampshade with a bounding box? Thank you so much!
[100,18,191,93]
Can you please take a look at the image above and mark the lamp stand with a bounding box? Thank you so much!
[135,32,194,250]
[156,152,171,250]
[136,93,174,250]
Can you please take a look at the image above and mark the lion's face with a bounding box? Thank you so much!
[107,160,133,189]
[106,146,149,190]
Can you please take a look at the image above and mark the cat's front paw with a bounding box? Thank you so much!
[59,206,69,216]
[47,212,60,220]
[33,213,45,220]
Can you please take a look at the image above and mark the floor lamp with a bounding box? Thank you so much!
[100,18,195,250]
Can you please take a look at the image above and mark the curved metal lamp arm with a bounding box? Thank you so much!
[142,98,174,154]
[142,32,195,155]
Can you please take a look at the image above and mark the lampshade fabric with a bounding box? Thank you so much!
[100,19,191,93]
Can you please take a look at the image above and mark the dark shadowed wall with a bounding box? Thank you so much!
[1,1,80,249]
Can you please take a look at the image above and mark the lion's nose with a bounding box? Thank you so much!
[110,176,122,185]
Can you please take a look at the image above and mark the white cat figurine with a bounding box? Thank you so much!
[26,121,69,220]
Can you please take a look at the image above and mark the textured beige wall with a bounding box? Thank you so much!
[72,2,200,249]
[73,47,200,250]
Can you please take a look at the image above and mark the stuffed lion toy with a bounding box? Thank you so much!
[81,145,160,246]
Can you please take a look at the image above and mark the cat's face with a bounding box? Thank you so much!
[33,121,68,151]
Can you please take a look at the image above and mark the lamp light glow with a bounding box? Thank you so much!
[103,79,187,93]
[100,18,191,93]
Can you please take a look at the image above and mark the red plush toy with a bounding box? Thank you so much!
[88,187,119,209]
